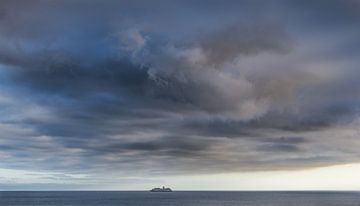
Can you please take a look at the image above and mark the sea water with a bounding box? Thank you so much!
[1,191,360,206]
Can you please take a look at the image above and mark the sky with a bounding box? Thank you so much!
[1,0,360,190]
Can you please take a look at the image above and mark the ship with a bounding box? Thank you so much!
[150,186,173,192]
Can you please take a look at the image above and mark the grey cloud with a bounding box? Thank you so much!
[256,136,307,153]
[198,25,291,66]
[258,144,299,153]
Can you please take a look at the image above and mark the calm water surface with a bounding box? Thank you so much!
[1,191,360,206]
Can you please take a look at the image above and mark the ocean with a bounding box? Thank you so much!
[1,191,360,206]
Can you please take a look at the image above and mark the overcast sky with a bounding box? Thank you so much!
[1,0,360,190]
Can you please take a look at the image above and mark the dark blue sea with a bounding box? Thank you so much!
[1,191,360,206]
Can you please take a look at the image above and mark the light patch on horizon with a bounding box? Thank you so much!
[164,164,360,191]
[2,164,360,190]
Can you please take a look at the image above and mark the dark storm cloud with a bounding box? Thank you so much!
[0,0,360,183]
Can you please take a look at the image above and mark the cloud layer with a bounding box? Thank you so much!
[0,0,360,187]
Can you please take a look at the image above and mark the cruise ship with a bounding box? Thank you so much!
[150,186,173,192]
